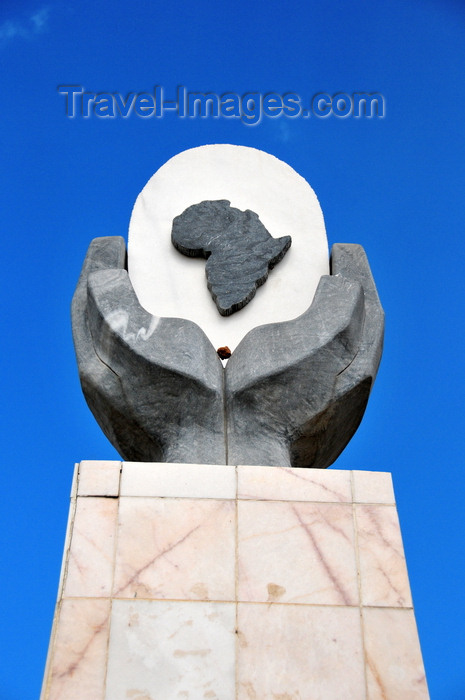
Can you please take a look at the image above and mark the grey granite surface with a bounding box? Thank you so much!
[226,244,384,467]
[172,200,291,316]
[72,237,225,464]
[72,238,384,467]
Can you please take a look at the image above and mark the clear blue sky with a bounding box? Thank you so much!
[1,1,464,698]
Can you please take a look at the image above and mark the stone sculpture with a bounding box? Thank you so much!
[72,146,384,468]
[172,199,291,316]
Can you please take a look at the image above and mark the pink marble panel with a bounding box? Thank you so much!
[113,497,236,601]
[237,465,351,502]
[78,460,121,497]
[363,607,429,699]
[356,504,412,607]
[105,600,236,700]
[63,497,118,597]
[44,598,110,700]
[237,602,365,699]
[238,500,358,605]
[352,470,395,504]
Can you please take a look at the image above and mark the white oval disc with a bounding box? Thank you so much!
[128,144,329,352]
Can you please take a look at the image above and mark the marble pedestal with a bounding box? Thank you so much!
[41,462,428,700]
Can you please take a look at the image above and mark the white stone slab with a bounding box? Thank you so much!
[121,461,236,499]
[105,600,236,700]
[128,145,329,351]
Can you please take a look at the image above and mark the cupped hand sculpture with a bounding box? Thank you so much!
[71,236,383,468]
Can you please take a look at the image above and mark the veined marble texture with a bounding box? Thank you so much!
[356,503,412,607]
[237,500,359,605]
[63,497,118,598]
[44,598,110,700]
[41,463,429,700]
[112,497,236,601]
[237,463,353,502]
[363,607,428,699]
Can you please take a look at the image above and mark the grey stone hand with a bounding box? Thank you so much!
[225,243,384,467]
[72,238,383,467]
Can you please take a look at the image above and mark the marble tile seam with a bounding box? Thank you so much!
[81,462,395,501]
[77,462,396,502]
[102,472,121,700]
[54,596,413,613]
[55,593,415,610]
[76,494,120,499]
[82,461,389,471]
[234,468,239,697]
[73,493,399,507]
[236,496,396,505]
[351,492,369,698]
[102,598,113,700]
[114,493,238,501]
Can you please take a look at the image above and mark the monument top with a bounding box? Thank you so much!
[128,144,329,351]
[72,144,383,467]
